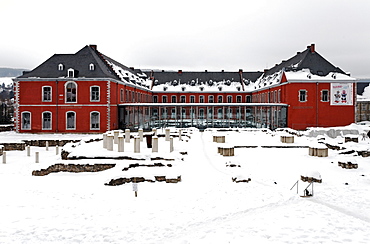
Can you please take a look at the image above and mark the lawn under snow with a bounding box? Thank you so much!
[1,127,370,244]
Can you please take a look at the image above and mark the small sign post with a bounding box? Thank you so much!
[132,182,138,197]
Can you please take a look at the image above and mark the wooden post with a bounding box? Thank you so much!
[132,181,138,197]
[45,141,49,151]
[2,151,6,164]
[35,152,39,163]
[56,145,59,155]
[27,145,30,157]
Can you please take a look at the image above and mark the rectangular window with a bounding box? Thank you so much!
[90,86,100,102]
[162,96,167,103]
[218,95,223,103]
[180,95,186,103]
[299,90,307,102]
[42,86,52,102]
[190,96,195,103]
[42,112,52,130]
[321,90,329,102]
[246,95,251,103]
[199,109,204,119]
[66,112,76,130]
[199,96,204,103]
[171,108,176,118]
[66,83,77,102]
[236,96,241,103]
[227,96,232,103]
[153,95,158,103]
[90,112,100,130]
[22,112,31,130]
[208,95,214,103]
[171,96,177,103]
[120,89,124,102]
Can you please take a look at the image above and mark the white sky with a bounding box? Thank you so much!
[1,0,370,77]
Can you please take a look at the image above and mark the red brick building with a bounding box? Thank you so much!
[14,44,356,133]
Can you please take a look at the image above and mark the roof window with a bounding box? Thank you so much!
[58,64,64,71]
[67,68,75,78]
[89,63,95,71]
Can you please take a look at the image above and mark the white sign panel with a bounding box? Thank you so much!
[330,83,353,105]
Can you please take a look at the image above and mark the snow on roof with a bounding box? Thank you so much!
[303,170,322,179]
[357,84,370,101]
[285,69,355,81]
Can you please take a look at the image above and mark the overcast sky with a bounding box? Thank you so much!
[1,0,370,77]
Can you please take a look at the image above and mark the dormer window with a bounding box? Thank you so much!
[58,64,64,71]
[67,68,75,78]
[89,63,95,71]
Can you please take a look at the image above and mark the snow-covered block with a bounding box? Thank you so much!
[301,171,322,183]
[232,174,251,183]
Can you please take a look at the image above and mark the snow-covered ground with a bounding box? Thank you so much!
[1,127,370,243]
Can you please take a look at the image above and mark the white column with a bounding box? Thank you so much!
[2,151,6,164]
[179,129,182,141]
[152,136,158,153]
[103,133,107,149]
[56,145,59,155]
[125,129,130,143]
[170,136,174,152]
[27,145,30,156]
[113,130,120,144]
[45,141,49,151]
[118,135,124,152]
[138,128,143,141]
[165,128,170,141]
[134,136,140,153]
[107,134,114,151]
[35,152,39,163]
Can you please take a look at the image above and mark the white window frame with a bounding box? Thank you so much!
[89,63,95,71]
[208,95,214,103]
[66,111,76,130]
[90,111,100,130]
[21,111,31,130]
[227,95,232,103]
[299,89,307,102]
[42,86,52,102]
[65,81,77,103]
[190,95,195,103]
[67,68,75,78]
[321,90,329,102]
[199,95,204,103]
[218,95,223,103]
[180,95,186,103]
[153,95,158,103]
[236,95,241,103]
[162,95,167,103]
[58,63,64,71]
[171,95,177,103]
[90,86,100,102]
[42,111,52,130]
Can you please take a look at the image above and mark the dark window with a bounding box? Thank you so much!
[162,96,167,103]
[199,96,204,103]
[172,96,177,103]
[321,90,329,102]
[22,112,31,130]
[66,83,77,102]
[209,95,214,103]
[66,112,76,129]
[90,112,99,129]
[218,95,223,103]
[190,96,195,103]
[43,87,52,102]
[153,96,158,103]
[42,112,51,130]
[299,90,307,102]
[227,96,232,103]
[91,86,99,101]
[246,95,251,103]
[180,96,186,103]
[236,96,241,103]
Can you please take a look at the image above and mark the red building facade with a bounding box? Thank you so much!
[14,44,356,133]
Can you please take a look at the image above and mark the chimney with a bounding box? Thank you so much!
[130,67,135,70]
[178,70,182,74]
[264,69,269,73]
[239,69,243,73]
[310,44,315,53]
[90,45,97,50]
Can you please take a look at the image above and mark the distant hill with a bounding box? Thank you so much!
[0,67,27,77]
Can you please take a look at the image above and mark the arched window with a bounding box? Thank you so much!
[90,86,100,102]
[58,64,64,71]
[67,68,74,78]
[21,111,31,130]
[42,111,52,130]
[90,112,100,130]
[65,82,77,102]
[66,111,76,130]
[89,63,95,71]
[42,86,52,102]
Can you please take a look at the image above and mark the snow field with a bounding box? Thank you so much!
[0,129,369,243]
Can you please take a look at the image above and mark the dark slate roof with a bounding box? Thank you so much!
[264,44,346,77]
[145,70,262,87]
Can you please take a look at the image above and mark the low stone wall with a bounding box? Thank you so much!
[122,162,172,171]
[23,139,81,147]
[105,175,182,186]
[232,177,251,183]
[32,163,116,176]
[301,175,322,183]
[0,142,26,151]
[345,137,358,143]
[338,161,358,169]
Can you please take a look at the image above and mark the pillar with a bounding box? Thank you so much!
[134,136,140,153]
[56,145,59,155]
[152,136,158,153]
[45,141,49,151]
[138,128,143,141]
[118,135,124,152]
[125,129,130,143]
[114,130,120,144]
[165,128,170,141]
[35,152,39,163]
[107,134,114,151]
[170,136,174,152]
[27,145,30,156]
[103,133,107,149]
[2,151,6,164]
[179,129,182,141]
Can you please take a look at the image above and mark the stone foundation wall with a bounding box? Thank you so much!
[105,175,181,186]
[0,143,26,151]
[32,163,116,176]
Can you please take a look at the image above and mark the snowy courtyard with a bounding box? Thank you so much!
[0,126,370,243]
